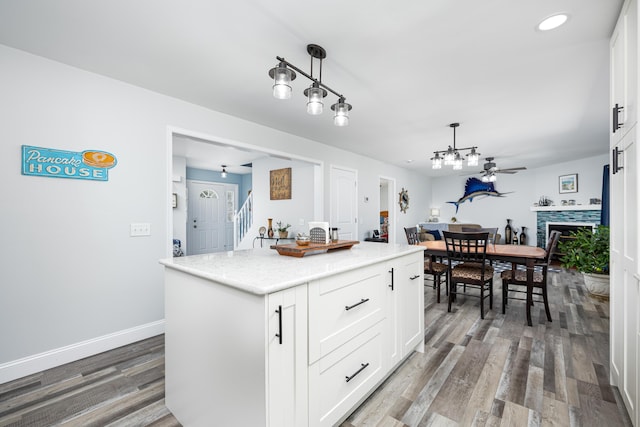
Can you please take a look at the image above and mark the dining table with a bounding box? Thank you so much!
[419,240,547,326]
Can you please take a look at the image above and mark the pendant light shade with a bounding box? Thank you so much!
[220,165,228,178]
[452,152,463,170]
[443,147,455,165]
[305,83,326,115]
[331,97,352,126]
[431,153,443,169]
[269,62,296,100]
[467,147,480,166]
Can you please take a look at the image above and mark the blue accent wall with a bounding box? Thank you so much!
[186,167,252,206]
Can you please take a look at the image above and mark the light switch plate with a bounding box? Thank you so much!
[130,223,151,236]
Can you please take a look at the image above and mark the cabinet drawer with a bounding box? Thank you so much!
[308,264,387,362]
[309,322,385,427]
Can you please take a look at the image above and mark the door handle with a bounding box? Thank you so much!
[388,268,394,290]
[613,103,624,133]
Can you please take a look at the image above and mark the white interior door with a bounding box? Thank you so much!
[330,165,358,240]
[187,180,226,255]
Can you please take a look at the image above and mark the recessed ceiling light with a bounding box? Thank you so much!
[538,14,568,31]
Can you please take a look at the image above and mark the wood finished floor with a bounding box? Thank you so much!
[0,268,632,426]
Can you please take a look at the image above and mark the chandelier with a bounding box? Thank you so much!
[431,123,480,170]
[269,44,352,126]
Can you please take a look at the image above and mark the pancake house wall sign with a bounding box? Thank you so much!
[270,167,292,200]
[22,145,117,181]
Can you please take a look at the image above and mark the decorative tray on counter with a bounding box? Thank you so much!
[270,240,360,257]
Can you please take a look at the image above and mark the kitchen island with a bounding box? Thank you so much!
[159,242,425,427]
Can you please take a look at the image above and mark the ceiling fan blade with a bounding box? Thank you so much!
[495,166,527,173]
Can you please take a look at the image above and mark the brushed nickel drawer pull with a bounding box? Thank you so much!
[410,274,420,280]
[345,362,370,383]
[345,298,369,311]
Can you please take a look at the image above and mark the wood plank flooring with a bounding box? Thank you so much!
[0,268,632,426]
[342,268,632,427]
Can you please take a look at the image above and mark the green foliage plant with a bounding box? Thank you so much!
[558,225,609,274]
[276,221,291,232]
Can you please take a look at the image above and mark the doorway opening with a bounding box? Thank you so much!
[379,176,395,243]
[167,127,324,256]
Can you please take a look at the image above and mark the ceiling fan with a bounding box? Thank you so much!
[471,157,526,182]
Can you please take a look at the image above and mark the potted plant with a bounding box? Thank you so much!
[558,225,609,297]
[276,221,291,238]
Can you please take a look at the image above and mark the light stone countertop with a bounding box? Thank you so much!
[159,242,424,295]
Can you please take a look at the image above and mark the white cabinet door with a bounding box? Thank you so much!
[610,0,638,142]
[611,125,638,425]
[268,286,308,427]
[396,252,425,356]
[385,262,401,368]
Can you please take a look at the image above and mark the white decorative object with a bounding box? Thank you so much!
[308,221,330,244]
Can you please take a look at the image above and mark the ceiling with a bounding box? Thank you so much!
[0,0,622,177]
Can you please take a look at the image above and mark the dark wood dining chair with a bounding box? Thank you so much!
[404,227,449,303]
[443,231,494,319]
[501,230,561,322]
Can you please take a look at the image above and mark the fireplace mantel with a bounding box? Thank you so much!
[530,205,601,212]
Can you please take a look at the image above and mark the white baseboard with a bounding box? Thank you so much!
[0,320,165,384]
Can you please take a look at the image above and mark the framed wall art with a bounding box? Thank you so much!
[270,167,292,200]
[559,173,578,193]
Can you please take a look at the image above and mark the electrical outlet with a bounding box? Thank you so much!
[130,223,151,236]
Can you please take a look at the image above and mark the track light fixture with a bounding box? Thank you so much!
[220,165,227,178]
[269,44,352,126]
[431,123,480,170]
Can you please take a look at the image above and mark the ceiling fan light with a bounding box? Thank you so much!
[489,174,497,182]
[482,175,489,183]
[270,62,295,100]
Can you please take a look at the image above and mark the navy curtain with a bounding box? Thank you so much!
[601,164,610,226]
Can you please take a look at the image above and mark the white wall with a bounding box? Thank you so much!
[431,154,608,245]
[0,45,431,381]
[248,157,317,247]
[172,156,187,248]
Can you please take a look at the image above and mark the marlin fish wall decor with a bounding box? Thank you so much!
[448,177,511,213]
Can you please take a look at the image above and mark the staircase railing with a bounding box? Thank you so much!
[234,192,253,247]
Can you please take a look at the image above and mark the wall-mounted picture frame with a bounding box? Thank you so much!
[270,167,292,200]
[172,193,177,208]
[559,174,578,193]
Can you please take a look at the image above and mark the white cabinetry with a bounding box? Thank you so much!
[396,253,425,356]
[268,286,308,427]
[611,0,637,143]
[163,247,425,427]
[308,251,424,427]
[610,1,639,425]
